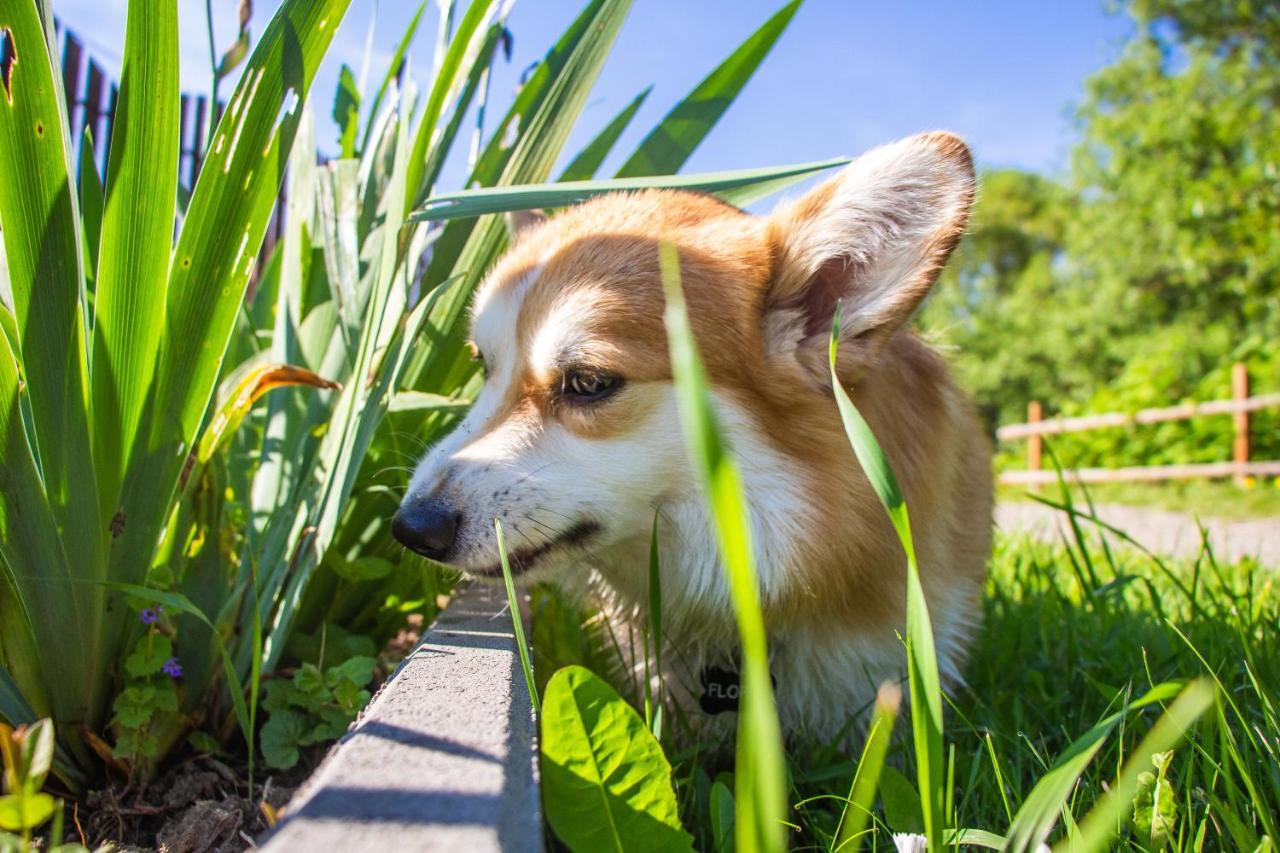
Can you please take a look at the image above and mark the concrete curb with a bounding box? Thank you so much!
[261,582,542,852]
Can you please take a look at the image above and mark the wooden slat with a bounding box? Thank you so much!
[1000,460,1280,486]
[997,393,1280,440]
[82,59,106,169]
[61,33,83,131]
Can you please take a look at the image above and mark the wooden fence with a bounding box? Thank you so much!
[54,22,287,263]
[998,362,1280,486]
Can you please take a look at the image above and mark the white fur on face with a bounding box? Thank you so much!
[406,274,811,607]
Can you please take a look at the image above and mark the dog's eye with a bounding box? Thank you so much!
[562,370,621,403]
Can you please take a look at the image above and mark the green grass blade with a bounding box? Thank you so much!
[405,0,501,210]
[661,242,787,853]
[834,684,901,852]
[616,0,800,177]
[90,0,180,516]
[558,86,651,181]
[647,511,664,738]
[827,305,944,851]
[495,520,540,718]
[360,1,426,155]
[1063,679,1215,852]
[412,157,847,221]
[1003,681,1184,852]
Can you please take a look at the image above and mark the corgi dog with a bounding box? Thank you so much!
[393,132,992,741]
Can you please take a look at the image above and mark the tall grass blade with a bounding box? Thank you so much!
[1003,681,1183,852]
[1064,679,1215,852]
[661,242,787,853]
[834,683,901,852]
[496,519,540,718]
[827,305,944,852]
[413,157,846,221]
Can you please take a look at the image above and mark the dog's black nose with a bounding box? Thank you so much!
[392,500,460,561]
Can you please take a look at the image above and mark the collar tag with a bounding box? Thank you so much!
[699,665,742,715]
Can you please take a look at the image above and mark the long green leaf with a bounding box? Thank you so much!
[559,85,651,181]
[616,0,800,177]
[412,157,844,221]
[661,243,787,853]
[77,129,103,297]
[540,665,694,852]
[91,0,180,516]
[827,305,944,851]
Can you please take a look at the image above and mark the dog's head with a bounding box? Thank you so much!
[393,132,974,592]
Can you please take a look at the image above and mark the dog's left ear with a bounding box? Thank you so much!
[763,132,975,386]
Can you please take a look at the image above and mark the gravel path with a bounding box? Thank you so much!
[997,501,1279,568]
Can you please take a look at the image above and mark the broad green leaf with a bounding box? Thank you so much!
[0,792,55,833]
[878,765,924,835]
[0,4,105,705]
[412,158,846,221]
[1003,681,1184,852]
[828,305,943,851]
[91,0,180,517]
[660,244,786,853]
[616,0,800,178]
[559,86,652,182]
[710,781,735,853]
[540,665,693,853]
[0,307,85,727]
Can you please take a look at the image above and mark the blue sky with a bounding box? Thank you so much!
[53,1,1136,183]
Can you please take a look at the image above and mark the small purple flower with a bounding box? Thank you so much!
[162,657,183,678]
[139,606,162,625]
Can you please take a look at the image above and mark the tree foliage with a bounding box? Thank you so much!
[924,0,1280,466]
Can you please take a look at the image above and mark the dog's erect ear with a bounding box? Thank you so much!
[504,208,548,241]
[763,132,975,386]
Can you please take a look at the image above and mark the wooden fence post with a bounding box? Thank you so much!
[1233,362,1250,486]
[1027,400,1043,488]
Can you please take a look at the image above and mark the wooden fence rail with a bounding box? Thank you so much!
[998,362,1278,486]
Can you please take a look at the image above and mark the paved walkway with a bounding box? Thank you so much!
[997,501,1279,567]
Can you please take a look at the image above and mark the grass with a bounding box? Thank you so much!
[538,514,1278,850]
[998,478,1280,521]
